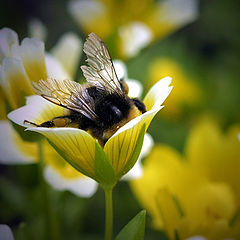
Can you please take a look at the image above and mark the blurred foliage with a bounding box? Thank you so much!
[0,0,240,239]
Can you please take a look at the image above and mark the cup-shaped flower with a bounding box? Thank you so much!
[0,28,81,116]
[8,77,172,187]
[0,27,99,198]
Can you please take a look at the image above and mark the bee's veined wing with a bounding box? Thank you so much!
[81,32,123,95]
[32,78,98,120]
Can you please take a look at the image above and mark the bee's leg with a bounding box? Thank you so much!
[131,98,146,113]
[24,120,42,127]
[52,116,71,127]
[24,119,55,127]
[24,116,71,128]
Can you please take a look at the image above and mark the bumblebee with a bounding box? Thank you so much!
[25,33,146,146]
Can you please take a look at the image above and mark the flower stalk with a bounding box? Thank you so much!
[104,187,114,240]
[38,140,58,240]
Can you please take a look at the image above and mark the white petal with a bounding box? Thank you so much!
[158,0,199,26]
[113,59,128,80]
[28,18,47,41]
[45,54,70,80]
[44,166,98,197]
[126,79,143,98]
[17,38,45,62]
[112,59,143,98]
[8,95,65,127]
[51,32,82,78]
[122,160,143,180]
[68,0,106,26]
[0,225,14,240]
[139,132,154,159]
[185,237,208,240]
[0,121,34,164]
[119,22,153,58]
[144,76,173,111]
[0,28,19,62]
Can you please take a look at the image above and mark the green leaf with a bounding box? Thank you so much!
[115,210,146,240]
[47,139,94,180]
[120,124,146,178]
[94,141,116,187]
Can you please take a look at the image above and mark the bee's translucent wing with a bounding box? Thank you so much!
[81,33,123,95]
[32,78,98,120]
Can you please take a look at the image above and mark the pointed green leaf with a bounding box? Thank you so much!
[115,210,146,240]
[120,124,146,178]
[95,141,116,187]
[47,139,94,180]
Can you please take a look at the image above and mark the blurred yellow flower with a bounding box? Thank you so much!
[8,77,172,185]
[148,57,202,118]
[68,0,198,58]
[131,117,240,239]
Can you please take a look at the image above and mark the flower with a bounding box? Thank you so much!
[148,57,202,118]
[68,0,198,58]
[131,117,240,240]
[0,28,99,197]
[8,77,172,186]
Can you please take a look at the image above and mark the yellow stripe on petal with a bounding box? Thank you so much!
[1,57,34,109]
[28,127,96,179]
[104,108,160,177]
[16,38,47,82]
[0,86,7,119]
[43,140,82,179]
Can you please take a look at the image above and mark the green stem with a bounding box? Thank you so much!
[104,187,113,240]
[38,141,58,240]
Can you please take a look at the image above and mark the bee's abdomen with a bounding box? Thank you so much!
[95,94,131,128]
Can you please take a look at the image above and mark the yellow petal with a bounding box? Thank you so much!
[0,86,7,119]
[68,0,112,38]
[185,117,240,205]
[156,188,182,240]
[1,57,34,109]
[104,108,160,177]
[28,127,96,179]
[14,38,47,82]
